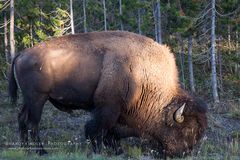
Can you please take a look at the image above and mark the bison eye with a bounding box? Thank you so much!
[174,103,185,123]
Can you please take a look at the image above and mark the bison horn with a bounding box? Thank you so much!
[174,103,186,123]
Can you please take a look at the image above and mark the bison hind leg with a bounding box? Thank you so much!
[19,93,48,155]
[18,105,29,149]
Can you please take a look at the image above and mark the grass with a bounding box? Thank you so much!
[0,149,27,160]
[0,149,124,160]
[127,146,142,159]
[225,104,240,120]
[0,138,239,160]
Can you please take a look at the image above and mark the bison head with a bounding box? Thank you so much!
[155,96,208,156]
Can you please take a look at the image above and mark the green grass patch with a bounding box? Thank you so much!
[0,150,124,160]
[0,149,28,160]
[127,146,142,159]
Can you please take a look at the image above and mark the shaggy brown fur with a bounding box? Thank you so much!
[8,31,207,156]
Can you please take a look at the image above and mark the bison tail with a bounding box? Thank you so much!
[8,55,19,105]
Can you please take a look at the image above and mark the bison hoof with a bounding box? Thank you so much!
[37,149,48,156]
[93,145,102,154]
[115,147,124,155]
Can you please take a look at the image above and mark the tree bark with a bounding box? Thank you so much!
[83,0,87,33]
[119,0,123,30]
[30,21,33,47]
[103,0,107,31]
[218,49,223,91]
[235,29,239,76]
[153,3,158,41]
[228,25,231,50]
[10,0,15,61]
[167,0,170,8]
[210,0,220,103]
[227,25,232,73]
[137,8,142,35]
[176,0,184,16]
[153,0,162,43]
[4,11,10,64]
[156,0,162,43]
[179,38,185,89]
[188,36,195,92]
[70,0,75,34]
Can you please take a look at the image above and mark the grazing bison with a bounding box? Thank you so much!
[8,31,207,156]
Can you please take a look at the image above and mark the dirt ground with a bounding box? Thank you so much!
[0,88,240,159]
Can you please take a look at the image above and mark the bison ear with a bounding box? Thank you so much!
[174,103,185,123]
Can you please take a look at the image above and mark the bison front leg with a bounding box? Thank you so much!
[85,105,121,154]
[85,59,125,153]
[103,125,141,155]
[85,119,104,153]
[103,129,123,155]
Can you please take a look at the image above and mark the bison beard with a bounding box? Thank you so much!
[8,31,207,157]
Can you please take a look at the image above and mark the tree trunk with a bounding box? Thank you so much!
[176,0,184,16]
[10,0,15,61]
[83,0,87,33]
[167,0,170,8]
[30,21,33,47]
[119,0,123,30]
[70,0,75,34]
[218,49,223,91]
[137,8,142,35]
[153,0,162,43]
[235,29,239,76]
[228,25,231,50]
[210,0,219,103]
[188,36,195,92]
[103,0,107,31]
[156,0,162,43]
[153,3,158,42]
[227,25,233,72]
[179,38,185,89]
[4,11,10,64]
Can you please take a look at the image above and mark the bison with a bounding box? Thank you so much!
[8,31,207,157]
